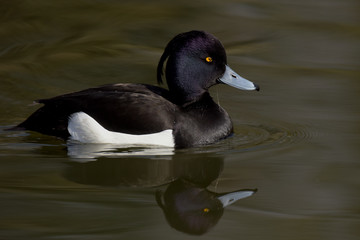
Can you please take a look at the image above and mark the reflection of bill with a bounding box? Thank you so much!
[156,180,256,235]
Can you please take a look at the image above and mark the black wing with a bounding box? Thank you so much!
[15,84,177,139]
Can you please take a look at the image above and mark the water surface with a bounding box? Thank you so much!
[0,0,359,239]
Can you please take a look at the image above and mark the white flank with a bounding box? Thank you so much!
[68,112,175,147]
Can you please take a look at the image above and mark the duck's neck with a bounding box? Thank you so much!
[181,92,217,108]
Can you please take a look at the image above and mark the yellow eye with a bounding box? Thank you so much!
[205,57,213,63]
[203,208,210,213]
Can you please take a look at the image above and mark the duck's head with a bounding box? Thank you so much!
[157,30,259,104]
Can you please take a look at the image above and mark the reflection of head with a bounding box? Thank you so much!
[156,180,224,235]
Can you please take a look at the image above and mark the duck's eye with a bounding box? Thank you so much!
[205,57,213,63]
[203,208,210,213]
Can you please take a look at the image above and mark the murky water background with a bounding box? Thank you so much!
[1,0,359,239]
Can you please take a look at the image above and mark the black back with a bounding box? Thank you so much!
[17,84,177,138]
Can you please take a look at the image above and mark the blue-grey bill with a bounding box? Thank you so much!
[219,65,259,91]
[217,189,257,207]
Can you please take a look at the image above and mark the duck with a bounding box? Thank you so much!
[12,30,259,148]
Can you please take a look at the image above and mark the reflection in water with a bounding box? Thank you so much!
[64,152,257,235]
[67,141,174,160]
[64,156,175,187]
[156,180,256,235]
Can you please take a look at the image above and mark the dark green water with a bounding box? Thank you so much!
[1,1,359,239]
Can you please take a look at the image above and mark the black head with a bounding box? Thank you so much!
[157,31,227,104]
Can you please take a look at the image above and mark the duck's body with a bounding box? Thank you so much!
[18,83,232,148]
[13,31,259,148]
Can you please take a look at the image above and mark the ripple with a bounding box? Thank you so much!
[1,121,314,158]
[231,121,314,151]
[188,121,314,155]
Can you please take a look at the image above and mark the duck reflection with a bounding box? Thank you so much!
[67,142,174,160]
[156,180,256,235]
[64,154,176,187]
[156,155,256,235]
[64,145,257,235]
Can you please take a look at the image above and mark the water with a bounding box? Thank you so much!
[1,0,359,239]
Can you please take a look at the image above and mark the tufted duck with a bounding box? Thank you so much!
[12,31,259,148]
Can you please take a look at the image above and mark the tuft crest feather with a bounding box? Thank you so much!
[157,31,206,85]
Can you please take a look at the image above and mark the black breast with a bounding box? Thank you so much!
[173,93,233,148]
